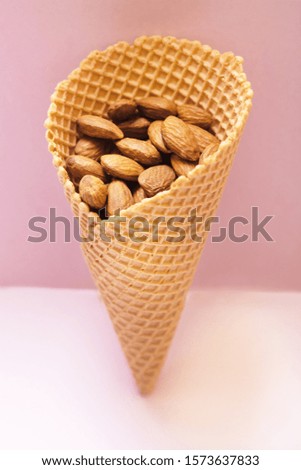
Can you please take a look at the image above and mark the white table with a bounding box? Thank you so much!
[0,288,300,449]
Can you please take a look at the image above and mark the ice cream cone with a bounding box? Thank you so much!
[45,36,253,394]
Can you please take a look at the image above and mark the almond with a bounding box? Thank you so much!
[116,138,162,166]
[199,142,220,163]
[147,121,171,153]
[101,154,144,181]
[132,185,147,204]
[79,175,108,209]
[161,116,199,161]
[107,180,133,216]
[177,104,212,128]
[107,99,137,123]
[138,165,176,197]
[170,153,197,177]
[66,155,108,183]
[189,124,219,152]
[75,137,109,160]
[137,97,177,120]
[77,115,124,140]
[118,117,150,139]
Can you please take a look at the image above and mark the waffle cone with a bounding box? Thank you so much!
[45,36,253,394]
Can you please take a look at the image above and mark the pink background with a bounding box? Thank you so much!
[1,0,300,291]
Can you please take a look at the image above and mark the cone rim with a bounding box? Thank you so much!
[45,35,253,221]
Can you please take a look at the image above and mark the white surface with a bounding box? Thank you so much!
[0,287,300,450]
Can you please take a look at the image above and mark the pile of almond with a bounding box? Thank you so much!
[66,97,219,217]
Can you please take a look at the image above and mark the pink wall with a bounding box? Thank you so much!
[1,0,300,291]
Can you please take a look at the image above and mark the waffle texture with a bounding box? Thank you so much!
[45,36,253,394]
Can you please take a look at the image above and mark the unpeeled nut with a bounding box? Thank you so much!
[77,115,124,140]
[162,116,199,162]
[170,154,197,177]
[116,138,162,166]
[189,124,219,152]
[101,154,144,181]
[147,121,171,153]
[138,165,176,197]
[107,180,133,216]
[118,117,150,139]
[132,186,147,204]
[199,142,220,163]
[177,104,212,128]
[75,137,109,160]
[79,175,108,209]
[137,97,177,120]
[66,155,108,183]
[107,99,137,123]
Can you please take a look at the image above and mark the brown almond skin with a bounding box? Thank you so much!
[118,117,150,139]
[147,121,171,153]
[77,115,124,140]
[75,137,109,160]
[170,153,197,177]
[137,97,177,120]
[132,186,147,204]
[189,124,219,152]
[101,154,144,181]
[79,175,108,209]
[116,138,162,166]
[177,104,212,128]
[138,165,176,197]
[162,116,199,161]
[199,142,220,163]
[107,99,137,123]
[66,155,108,183]
[107,180,133,216]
